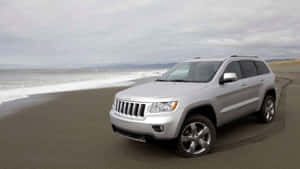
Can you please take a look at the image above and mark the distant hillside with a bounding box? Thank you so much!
[83,63,177,70]
[0,64,38,70]
[265,58,296,62]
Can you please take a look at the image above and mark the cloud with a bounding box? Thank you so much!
[101,0,155,14]
[0,0,299,66]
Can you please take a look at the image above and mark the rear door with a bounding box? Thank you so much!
[238,60,261,114]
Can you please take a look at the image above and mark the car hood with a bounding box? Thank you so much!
[116,81,209,101]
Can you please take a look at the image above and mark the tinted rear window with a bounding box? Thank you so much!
[239,61,257,78]
[254,61,270,75]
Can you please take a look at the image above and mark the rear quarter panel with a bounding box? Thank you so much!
[257,72,276,111]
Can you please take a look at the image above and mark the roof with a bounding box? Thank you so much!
[185,55,262,62]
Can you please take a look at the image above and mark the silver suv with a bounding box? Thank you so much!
[109,55,276,157]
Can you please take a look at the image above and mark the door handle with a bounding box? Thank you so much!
[241,83,247,87]
[260,79,264,82]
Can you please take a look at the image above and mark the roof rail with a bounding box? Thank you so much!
[230,55,259,58]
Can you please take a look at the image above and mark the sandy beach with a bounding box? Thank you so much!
[0,61,300,169]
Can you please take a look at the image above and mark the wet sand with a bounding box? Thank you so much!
[0,62,299,169]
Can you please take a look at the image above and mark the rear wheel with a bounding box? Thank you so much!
[176,115,216,157]
[258,95,276,123]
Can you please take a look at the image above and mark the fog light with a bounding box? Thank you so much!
[152,125,164,132]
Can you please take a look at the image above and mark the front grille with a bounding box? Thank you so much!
[115,99,146,117]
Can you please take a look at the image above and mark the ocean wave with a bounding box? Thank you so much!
[0,70,165,105]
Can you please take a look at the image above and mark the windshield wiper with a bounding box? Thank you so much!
[156,79,186,82]
[168,79,188,82]
[156,79,201,83]
[156,79,168,82]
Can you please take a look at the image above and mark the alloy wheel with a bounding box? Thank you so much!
[265,98,275,121]
[180,122,212,155]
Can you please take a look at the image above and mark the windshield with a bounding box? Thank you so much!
[157,61,222,82]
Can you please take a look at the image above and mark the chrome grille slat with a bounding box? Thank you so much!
[129,103,133,115]
[115,100,146,118]
[122,102,125,114]
[134,104,139,116]
[119,102,123,112]
[121,102,125,114]
[127,102,131,115]
[124,102,128,115]
[137,104,142,116]
[116,100,120,112]
[118,101,121,112]
[132,103,136,116]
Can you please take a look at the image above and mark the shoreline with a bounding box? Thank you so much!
[0,83,131,119]
[0,69,164,106]
[0,76,156,119]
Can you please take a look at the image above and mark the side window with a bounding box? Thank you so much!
[254,61,270,75]
[239,60,257,78]
[224,61,242,79]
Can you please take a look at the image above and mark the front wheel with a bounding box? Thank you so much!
[258,95,276,123]
[176,115,216,157]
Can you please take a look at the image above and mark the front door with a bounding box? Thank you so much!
[216,61,251,125]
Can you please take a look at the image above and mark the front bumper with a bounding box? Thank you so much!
[109,109,181,139]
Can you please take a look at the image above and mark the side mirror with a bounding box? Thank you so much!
[220,72,238,84]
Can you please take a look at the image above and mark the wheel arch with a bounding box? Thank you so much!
[258,87,277,111]
[264,88,276,100]
[175,104,218,138]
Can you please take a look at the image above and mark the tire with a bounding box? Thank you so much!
[176,114,216,157]
[258,95,276,123]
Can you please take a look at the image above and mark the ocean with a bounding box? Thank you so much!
[0,68,166,104]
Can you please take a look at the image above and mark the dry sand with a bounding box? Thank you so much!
[0,62,299,169]
[269,59,300,66]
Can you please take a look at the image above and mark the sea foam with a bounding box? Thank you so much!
[0,70,165,105]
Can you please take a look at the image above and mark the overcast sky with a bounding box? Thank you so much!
[1,0,299,67]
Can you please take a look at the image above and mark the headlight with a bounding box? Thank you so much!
[150,101,178,113]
